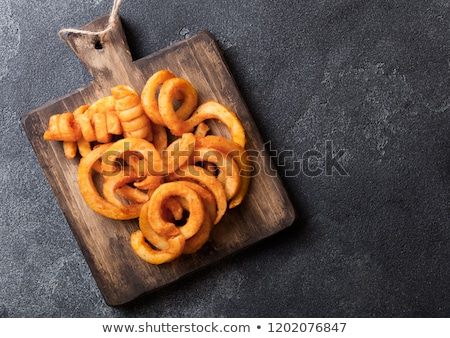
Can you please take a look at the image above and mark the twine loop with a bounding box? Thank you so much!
[58,0,123,41]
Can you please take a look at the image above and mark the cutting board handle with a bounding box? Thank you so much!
[62,15,141,91]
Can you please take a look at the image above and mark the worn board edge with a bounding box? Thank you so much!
[21,27,297,306]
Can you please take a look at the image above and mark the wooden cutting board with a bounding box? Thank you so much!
[21,15,296,306]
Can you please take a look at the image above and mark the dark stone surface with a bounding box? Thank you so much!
[1,0,450,317]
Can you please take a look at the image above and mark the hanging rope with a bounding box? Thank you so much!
[58,0,123,40]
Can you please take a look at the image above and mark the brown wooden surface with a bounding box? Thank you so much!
[21,15,296,306]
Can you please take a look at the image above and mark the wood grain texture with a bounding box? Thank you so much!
[21,15,296,306]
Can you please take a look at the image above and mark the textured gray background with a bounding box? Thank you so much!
[1,0,450,317]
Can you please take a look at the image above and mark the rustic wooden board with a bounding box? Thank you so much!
[21,15,296,306]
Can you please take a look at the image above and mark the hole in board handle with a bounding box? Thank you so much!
[93,36,103,50]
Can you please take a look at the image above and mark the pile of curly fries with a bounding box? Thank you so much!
[43,70,251,264]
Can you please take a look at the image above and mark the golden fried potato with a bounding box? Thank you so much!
[141,69,176,126]
[44,69,253,265]
[78,143,142,220]
[112,85,153,140]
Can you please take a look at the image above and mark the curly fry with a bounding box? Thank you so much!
[189,147,241,201]
[101,134,195,177]
[76,137,92,157]
[116,185,150,204]
[75,113,97,142]
[91,111,111,143]
[43,112,81,142]
[73,100,123,144]
[84,96,115,119]
[183,210,213,254]
[151,123,168,152]
[130,228,185,265]
[159,98,246,148]
[102,168,147,216]
[171,181,216,254]
[78,143,141,220]
[63,141,77,159]
[163,132,195,174]
[141,69,176,126]
[101,137,162,176]
[72,104,90,118]
[146,182,205,240]
[195,135,251,208]
[112,85,153,140]
[131,204,185,264]
[168,165,227,225]
[176,181,217,226]
[130,181,210,264]
[194,122,210,137]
